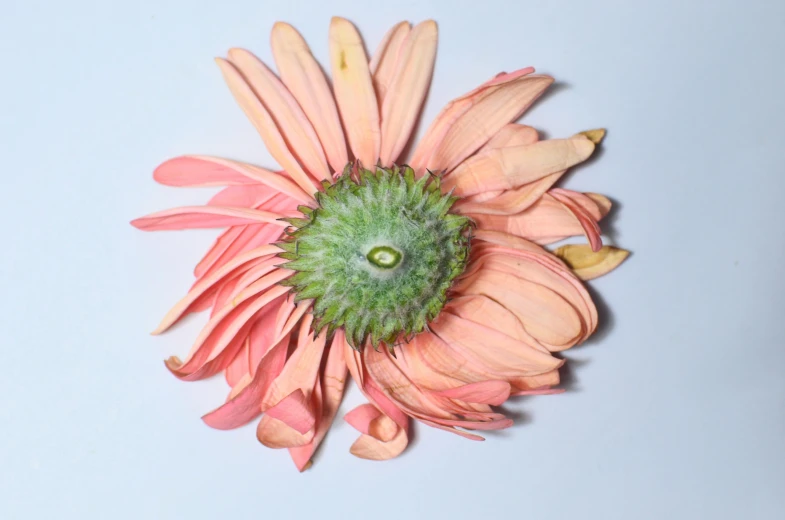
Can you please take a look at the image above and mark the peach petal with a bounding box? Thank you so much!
[271,22,348,173]
[458,172,561,215]
[431,380,511,406]
[370,21,411,98]
[329,17,380,167]
[418,74,553,173]
[227,48,330,181]
[256,413,314,449]
[550,189,603,251]
[409,67,536,172]
[431,313,564,376]
[378,20,437,164]
[444,137,595,196]
[479,123,539,150]
[215,58,319,195]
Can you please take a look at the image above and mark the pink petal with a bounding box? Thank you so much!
[329,17,380,167]
[288,335,348,471]
[270,22,348,173]
[152,245,282,334]
[165,278,290,381]
[227,48,330,181]
[265,389,316,435]
[206,184,277,208]
[201,307,306,429]
[444,137,595,196]
[549,188,604,251]
[130,206,293,231]
[378,20,438,164]
[479,123,539,150]
[153,156,261,187]
[215,58,319,195]
[345,403,384,435]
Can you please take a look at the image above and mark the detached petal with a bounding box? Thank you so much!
[329,17,380,167]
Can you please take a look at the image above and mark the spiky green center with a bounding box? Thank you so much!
[278,165,471,349]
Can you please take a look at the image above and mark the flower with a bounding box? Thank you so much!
[132,17,627,470]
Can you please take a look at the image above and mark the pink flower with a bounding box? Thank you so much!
[133,17,627,470]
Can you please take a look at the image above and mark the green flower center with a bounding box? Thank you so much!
[278,165,471,350]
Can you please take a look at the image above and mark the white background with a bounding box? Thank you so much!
[1,0,783,518]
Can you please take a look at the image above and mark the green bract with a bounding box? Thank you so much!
[278,165,471,350]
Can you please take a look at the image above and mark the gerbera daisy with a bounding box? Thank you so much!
[132,17,628,470]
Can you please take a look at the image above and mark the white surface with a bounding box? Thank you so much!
[2,0,784,518]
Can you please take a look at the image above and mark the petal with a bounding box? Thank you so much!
[329,17,380,167]
[195,193,298,280]
[409,67,535,172]
[215,58,319,195]
[378,20,438,164]
[444,137,595,196]
[479,123,539,150]
[549,189,603,251]
[411,72,552,173]
[227,48,330,181]
[165,278,291,381]
[265,389,316,435]
[431,313,563,377]
[154,156,261,187]
[289,333,348,471]
[456,172,561,215]
[431,380,511,406]
[152,245,282,334]
[130,206,292,231]
[206,184,277,208]
[271,22,348,173]
[554,244,630,281]
[370,21,411,102]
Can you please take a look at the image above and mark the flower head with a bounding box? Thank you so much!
[133,17,627,470]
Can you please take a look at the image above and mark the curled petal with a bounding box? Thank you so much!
[554,244,630,281]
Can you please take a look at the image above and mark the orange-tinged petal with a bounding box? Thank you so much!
[370,21,411,102]
[271,22,348,173]
[444,137,595,196]
[265,389,316,435]
[457,172,561,215]
[479,123,539,150]
[431,380,511,406]
[378,20,438,164]
[409,67,536,172]
[329,17,380,167]
[420,74,553,173]
[227,49,330,181]
[215,58,318,195]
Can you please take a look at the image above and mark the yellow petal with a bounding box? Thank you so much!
[553,244,629,281]
[578,128,606,144]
